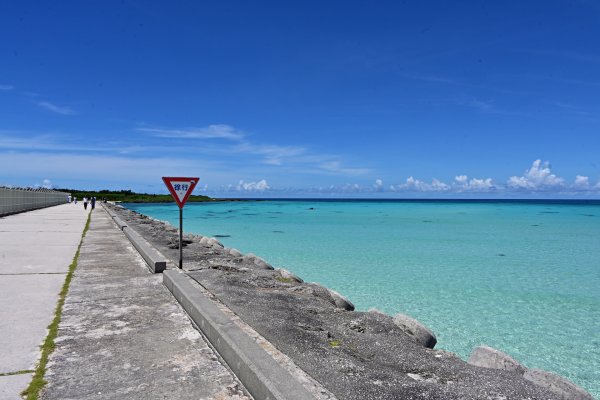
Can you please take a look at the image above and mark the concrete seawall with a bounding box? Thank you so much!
[0,187,69,216]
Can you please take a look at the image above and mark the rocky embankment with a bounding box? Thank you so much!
[108,204,593,400]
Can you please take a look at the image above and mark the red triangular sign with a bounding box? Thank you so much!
[162,177,199,208]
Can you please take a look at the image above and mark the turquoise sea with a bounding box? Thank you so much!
[125,200,600,397]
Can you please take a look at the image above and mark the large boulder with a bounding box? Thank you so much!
[524,369,593,400]
[392,313,437,349]
[467,345,525,374]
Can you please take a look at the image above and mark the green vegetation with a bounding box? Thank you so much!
[275,276,295,283]
[21,211,92,400]
[56,188,214,203]
[328,339,342,348]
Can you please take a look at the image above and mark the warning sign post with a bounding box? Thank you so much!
[162,177,199,269]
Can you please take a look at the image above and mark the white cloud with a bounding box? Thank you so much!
[138,124,370,176]
[235,179,270,192]
[41,179,52,189]
[469,178,495,190]
[318,161,371,176]
[374,179,384,191]
[321,183,362,193]
[506,159,565,191]
[233,142,306,165]
[455,175,468,186]
[0,84,14,91]
[37,101,77,115]
[431,178,450,191]
[391,176,450,192]
[573,175,590,189]
[400,176,426,191]
[137,124,244,141]
[453,175,495,192]
[0,152,216,185]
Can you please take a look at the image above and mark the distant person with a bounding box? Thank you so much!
[67,194,72,203]
[91,196,96,210]
[74,197,77,204]
[83,197,88,210]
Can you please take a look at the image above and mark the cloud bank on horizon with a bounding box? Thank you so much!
[0,122,598,198]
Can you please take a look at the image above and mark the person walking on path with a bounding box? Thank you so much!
[91,196,96,210]
[83,197,88,210]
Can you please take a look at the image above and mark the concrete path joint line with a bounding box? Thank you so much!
[0,272,67,276]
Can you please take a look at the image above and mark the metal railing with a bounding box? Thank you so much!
[0,186,70,216]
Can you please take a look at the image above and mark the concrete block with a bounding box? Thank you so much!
[393,313,437,349]
[228,248,243,257]
[163,270,317,400]
[309,283,354,311]
[276,268,303,283]
[468,346,525,374]
[122,227,166,273]
[253,257,274,270]
[101,204,118,218]
[207,238,224,248]
[328,288,354,311]
[0,373,33,400]
[524,369,593,400]
[112,216,128,230]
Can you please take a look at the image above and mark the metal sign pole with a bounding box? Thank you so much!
[179,207,183,269]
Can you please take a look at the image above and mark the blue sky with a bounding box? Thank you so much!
[1,1,599,198]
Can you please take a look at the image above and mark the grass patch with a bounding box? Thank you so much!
[0,370,34,377]
[275,276,295,283]
[328,339,342,348]
[21,211,92,400]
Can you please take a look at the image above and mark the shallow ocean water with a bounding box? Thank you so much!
[125,200,600,397]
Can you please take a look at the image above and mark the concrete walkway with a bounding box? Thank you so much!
[41,206,249,399]
[0,203,90,400]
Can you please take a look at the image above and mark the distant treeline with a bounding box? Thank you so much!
[56,189,214,203]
